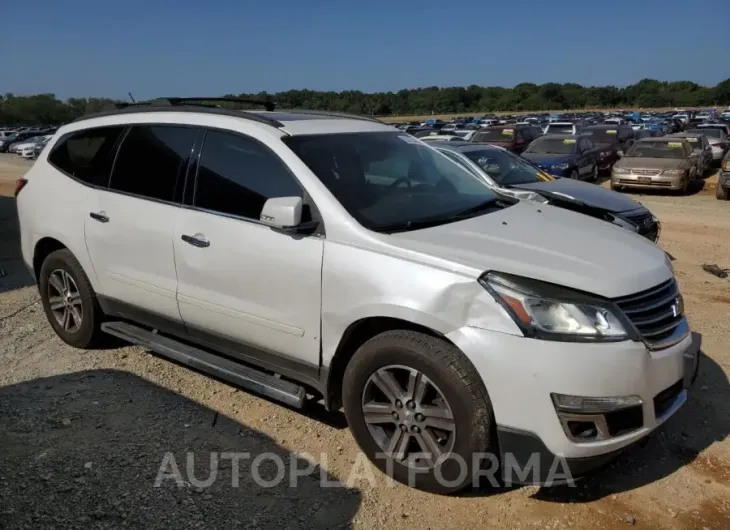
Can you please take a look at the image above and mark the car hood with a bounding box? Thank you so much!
[615,157,689,170]
[510,178,642,213]
[387,201,670,298]
[521,153,576,165]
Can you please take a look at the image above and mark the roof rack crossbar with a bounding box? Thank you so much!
[278,108,382,123]
[158,97,276,112]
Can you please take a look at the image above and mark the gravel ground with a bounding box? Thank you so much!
[0,154,728,529]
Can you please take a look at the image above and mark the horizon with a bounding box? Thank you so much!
[2,0,728,100]
[2,77,727,101]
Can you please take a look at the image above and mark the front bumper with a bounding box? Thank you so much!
[447,324,700,484]
[612,172,686,191]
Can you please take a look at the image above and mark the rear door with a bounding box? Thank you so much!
[84,124,198,326]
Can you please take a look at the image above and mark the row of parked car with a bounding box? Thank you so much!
[16,97,702,494]
[398,113,730,201]
[0,127,57,158]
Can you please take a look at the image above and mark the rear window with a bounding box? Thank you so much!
[48,126,126,187]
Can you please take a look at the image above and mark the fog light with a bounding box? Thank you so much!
[551,393,643,413]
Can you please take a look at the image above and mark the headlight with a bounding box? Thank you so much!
[612,166,629,174]
[662,169,684,175]
[600,150,611,157]
[480,272,630,342]
[552,163,570,170]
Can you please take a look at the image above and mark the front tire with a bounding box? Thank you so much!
[717,183,729,200]
[38,249,106,349]
[342,330,494,494]
[569,169,578,180]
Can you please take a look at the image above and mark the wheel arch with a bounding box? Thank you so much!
[324,316,454,412]
[33,237,69,282]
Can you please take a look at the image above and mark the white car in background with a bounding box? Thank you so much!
[10,135,48,155]
[20,135,52,159]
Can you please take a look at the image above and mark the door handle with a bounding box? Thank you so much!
[89,211,109,223]
[181,233,210,248]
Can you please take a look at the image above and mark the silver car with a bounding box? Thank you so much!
[611,138,698,193]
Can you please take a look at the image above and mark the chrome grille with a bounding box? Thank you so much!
[621,210,659,241]
[631,169,661,176]
[613,279,684,348]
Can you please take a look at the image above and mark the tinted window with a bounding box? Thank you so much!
[194,130,302,219]
[109,125,196,202]
[48,126,125,186]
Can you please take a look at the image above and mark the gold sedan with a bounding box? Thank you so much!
[610,138,698,193]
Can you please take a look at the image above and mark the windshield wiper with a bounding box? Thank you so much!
[372,197,515,234]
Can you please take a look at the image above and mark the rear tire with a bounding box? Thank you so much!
[38,249,106,349]
[342,330,494,494]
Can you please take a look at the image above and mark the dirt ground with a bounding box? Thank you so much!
[0,154,728,529]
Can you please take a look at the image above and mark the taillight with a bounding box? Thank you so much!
[14,178,28,197]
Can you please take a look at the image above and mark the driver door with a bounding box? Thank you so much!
[173,129,324,369]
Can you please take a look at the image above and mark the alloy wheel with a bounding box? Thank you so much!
[47,269,83,333]
[361,365,456,470]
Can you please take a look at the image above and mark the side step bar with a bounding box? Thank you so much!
[101,321,306,409]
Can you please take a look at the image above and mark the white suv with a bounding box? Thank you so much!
[16,98,700,493]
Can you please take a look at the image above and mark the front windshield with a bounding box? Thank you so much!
[475,128,514,141]
[462,148,553,186]
[679,136,701,148]
[284,132,506,232]
[546,124,573,133]
[524,137,577,155]
[625,141,687,159]
[583,128,619,143]
[689,128,721,138]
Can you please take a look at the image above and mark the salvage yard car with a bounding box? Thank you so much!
[718,151,730,200]
[16,98,700,494]
[431,141,660,241]
[611,137,698,193]
[520,134,599,180]
[666,132,713,176]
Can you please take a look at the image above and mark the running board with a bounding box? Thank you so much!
[101,321,306,409]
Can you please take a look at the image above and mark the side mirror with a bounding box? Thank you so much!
[260,196,320,234]
[260,196,303,229]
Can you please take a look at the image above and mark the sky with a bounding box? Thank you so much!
[2,0,728,100]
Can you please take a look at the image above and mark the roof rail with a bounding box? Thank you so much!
[278,108,383,123]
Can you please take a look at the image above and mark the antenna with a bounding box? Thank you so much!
[128,92,136,103]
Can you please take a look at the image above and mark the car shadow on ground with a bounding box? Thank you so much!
[0,369,361,528]
[0,194,35,293]
[534,337,729,503]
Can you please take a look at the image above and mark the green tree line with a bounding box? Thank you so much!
[2,77,729,125]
